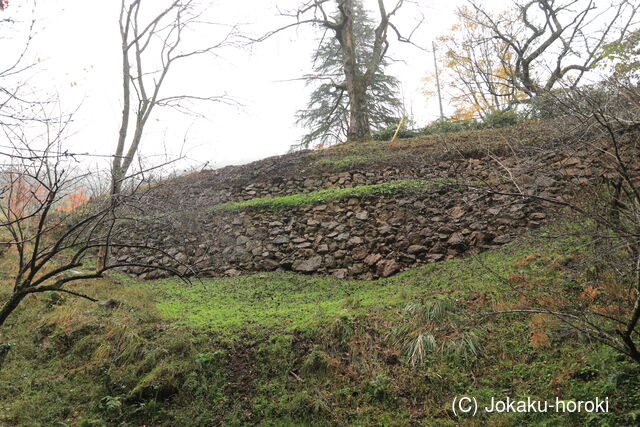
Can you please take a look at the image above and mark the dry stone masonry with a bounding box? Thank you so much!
[114,124,613,280]
[115,184,550,280]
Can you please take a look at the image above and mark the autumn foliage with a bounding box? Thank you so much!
[57,190,89,213]
[3,174,88,218]
[6,175,45,218]
[425,8,527,120]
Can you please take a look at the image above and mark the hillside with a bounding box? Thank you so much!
[113,120,607,282]
[1,122,639,426]
[138,120,562,212]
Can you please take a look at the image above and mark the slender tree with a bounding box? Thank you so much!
[433,8,525,119]
[295,0,402,148]
[97,0,235,271]
[111,0,234,197]
[0,0,44,129]
[0,128,192,332]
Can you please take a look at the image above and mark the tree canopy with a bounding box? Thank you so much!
[295,0,402,148]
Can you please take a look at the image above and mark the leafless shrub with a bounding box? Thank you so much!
[478,78,640,363]
[0,116,193,335]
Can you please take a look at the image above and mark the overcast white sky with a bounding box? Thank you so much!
[7,0,467,169]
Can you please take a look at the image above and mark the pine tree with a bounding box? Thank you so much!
[295,1,402,149]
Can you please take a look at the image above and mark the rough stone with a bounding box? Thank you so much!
[355,211,369,220]
[292,256,323,272]
[272,235,290,245]
[364,253,382,266]
[377,259,400,277]
[494,234,513,244]
[348,263,365,275]
[317,244,329,254]
[335,232,350,242]
[347,236,364,246]
[378,224,393,235]
[449,206,466,219]
[447,232,466,248]
[333,269,348,279]
[407,245,427,255]
[350,246,367,260]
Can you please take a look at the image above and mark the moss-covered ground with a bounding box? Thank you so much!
[211,179,450,212]
[138,179,452,221]
[0,226,639,426]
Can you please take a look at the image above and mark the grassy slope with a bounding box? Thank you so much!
[304,120,556,171]
[211,179,449,212]
[0,122,635,425]
[1,226,639,426]
[140,179,452,222]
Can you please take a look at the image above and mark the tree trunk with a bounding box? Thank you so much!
[347,78,370,141]
[96,174,124,273]
[0,292,26,328]
[96,247,107,272]
[338,0,371,142]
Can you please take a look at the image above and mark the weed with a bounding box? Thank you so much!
[301,347,331,378]
[391,299,482,367]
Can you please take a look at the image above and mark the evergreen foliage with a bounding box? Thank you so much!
[295,1,402,149]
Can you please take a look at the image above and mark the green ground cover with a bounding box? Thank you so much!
[0,227,638,426]
[210,179,450,212]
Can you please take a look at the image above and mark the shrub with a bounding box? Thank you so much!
[421,118,481,135]
[526,85,612,119]
[481,109,522,128]
[391,299,482,367]
[301,348,331,378]
[372,118,419,141]
[365,373,395,403]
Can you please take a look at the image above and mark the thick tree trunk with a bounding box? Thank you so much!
[347,78,370,141]
[0,292,26,328]
[338,0,371,142]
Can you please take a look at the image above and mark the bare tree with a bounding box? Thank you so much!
[0,0,199,342]
[465,77,640,363]
[252,0,423,142]
[0,119,192,335]
[433,7,525,119]
[462,0,640,97]
[97,0,236,271]
[0,0,47,128]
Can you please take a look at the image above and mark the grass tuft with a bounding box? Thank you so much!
[210,179,452,212]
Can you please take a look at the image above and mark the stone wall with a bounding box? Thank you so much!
[115,128,612,280]
[114,183,550,280]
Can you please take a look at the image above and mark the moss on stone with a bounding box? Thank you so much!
[210,178,453,213]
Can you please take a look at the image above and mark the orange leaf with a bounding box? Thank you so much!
[531,329,550,348]
[580,286,598,300]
